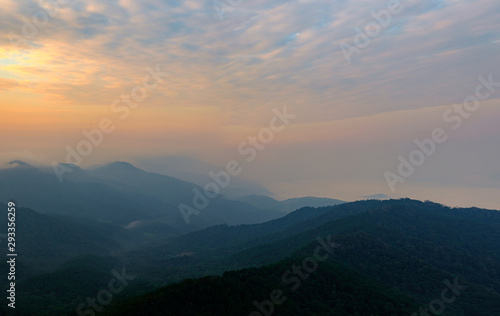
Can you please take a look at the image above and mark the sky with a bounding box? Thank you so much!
[1,0,499,209]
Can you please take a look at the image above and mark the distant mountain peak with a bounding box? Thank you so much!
[110,161,139,168]
[109,161,136,167]
[8,160,34,168]
[96,161,142,172]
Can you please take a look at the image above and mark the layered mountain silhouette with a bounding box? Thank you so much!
[133,155,274,199]
[1,198,499,315]
[237,194,344,213]
[0,161,293,230]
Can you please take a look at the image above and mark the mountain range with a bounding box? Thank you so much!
[0,161,342,232]
[1,197,499,315]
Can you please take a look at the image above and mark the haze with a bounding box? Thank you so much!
[1,0,499,209]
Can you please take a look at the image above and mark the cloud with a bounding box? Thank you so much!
[0,78,19,90]
[1,0,499,208]
[1,0,499,126]
[0,150,46,168]
[0,1,496,114]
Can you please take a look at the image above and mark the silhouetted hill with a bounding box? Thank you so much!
[0,164,170,225]
[103,258,420,316]
[134,155,274,198]
[224,199,500,315]
[0,161,284,230]
[114,199,500,316]
[3,199,499,315]
[237,194,345,212]
[0,202,143,274]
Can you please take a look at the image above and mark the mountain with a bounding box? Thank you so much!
[0,163,169,225]
[133,155,274,198]
[84,161,196,206]
[0,161,283,229]
[221,199,500,315]
[102,258,420,316]
[237,194,345,213]
[1,255,153,316]
[138,201,375,258]
[3,199,500,315]
[0,202,144,274]
[280,196,345,212]
[106,199,500,316]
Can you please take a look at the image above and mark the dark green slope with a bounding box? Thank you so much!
[101,199,500,316]
[102,258,419,316]
[113,203,378,285]
[225,199,500,315]
[229,199,500,267]
[134,199,382,256]
[3,199,499,315]
[0,202,144,274]
[0,255,153,316]
[162,205,336,252]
